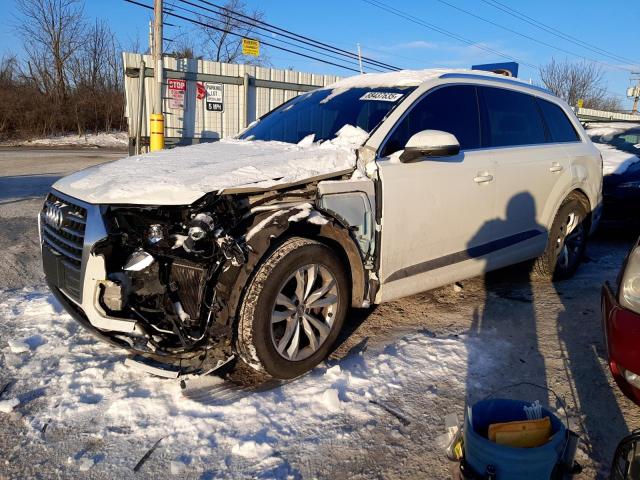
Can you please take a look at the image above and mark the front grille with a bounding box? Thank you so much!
[41,193,87,300]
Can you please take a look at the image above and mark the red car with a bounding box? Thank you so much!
[603,239,640,406]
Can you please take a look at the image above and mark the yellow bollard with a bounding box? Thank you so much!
[149,113,165,151]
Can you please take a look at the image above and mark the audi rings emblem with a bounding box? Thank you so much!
[44,202,65,230]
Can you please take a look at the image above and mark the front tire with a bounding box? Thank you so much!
[236,237,349,379]
[533,192,590,280]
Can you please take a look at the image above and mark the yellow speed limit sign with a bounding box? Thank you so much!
[242,38,260,57]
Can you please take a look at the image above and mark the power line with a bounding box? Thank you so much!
[361,0,539,70]
[182,0,401,72]
[361,0,627,100]
[124,0,365,73]
[435,0,636,73]
[166,0,388,72]
[480,0,640,68]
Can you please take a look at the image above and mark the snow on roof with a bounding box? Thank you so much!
[321,68,528,90]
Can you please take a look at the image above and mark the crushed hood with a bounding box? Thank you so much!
[53,127,367,205]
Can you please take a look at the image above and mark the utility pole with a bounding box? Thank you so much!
[150,0,164,151]
[357,43,364,75]
[630,73,640,115]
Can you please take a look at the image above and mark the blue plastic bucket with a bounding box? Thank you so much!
[464,398,567,480]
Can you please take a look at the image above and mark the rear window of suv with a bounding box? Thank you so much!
[537,98,580,143]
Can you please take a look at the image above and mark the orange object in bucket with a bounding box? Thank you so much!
[488,417,552,448]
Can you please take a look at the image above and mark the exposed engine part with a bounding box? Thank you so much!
[168,282,192,324]
[124,249,155,272]
[100,280,126,311]
[130,261,164,297]
[147,224,164,245]
[188,213,215,241]
[168,260,208,323]
[216,234,246,267]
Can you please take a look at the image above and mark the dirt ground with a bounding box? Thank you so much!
[0,147,638,479]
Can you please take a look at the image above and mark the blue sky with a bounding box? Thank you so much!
[1,0,638,108]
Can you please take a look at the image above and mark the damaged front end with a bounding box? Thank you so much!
[41,190,249,373]
[41,175,376,376]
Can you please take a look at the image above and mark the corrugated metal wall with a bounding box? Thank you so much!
[123,53,342,147]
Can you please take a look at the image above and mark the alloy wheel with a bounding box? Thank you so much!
[270,264,339,361]
[555,212,585,270]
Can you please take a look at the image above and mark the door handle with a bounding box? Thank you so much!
[474,174,494,184]
[549,163,564,173]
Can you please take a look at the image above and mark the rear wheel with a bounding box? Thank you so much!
[533,192,590,280]
[236,237,349,379]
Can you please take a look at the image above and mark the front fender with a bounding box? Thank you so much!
[214,204,367,329]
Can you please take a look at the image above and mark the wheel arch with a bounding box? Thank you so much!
[544,186,593,234]
[217,205,367,332]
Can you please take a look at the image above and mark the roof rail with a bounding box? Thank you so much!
[439,72,551,95]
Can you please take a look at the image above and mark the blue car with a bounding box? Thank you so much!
[587,122,640,225]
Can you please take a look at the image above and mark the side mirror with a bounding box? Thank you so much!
[399,130,461,163]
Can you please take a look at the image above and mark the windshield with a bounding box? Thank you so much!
[239,86,415,145]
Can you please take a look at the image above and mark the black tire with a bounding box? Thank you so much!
[533,192,590,281]
[236,237,349,379]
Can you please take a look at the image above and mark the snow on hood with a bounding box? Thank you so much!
[594,142,640,176]
[52,125,367,205]
[585,123,640,175]
[585,122,640,140]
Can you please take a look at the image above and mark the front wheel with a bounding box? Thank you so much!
[236,237,349,379]
[533,192,590,280]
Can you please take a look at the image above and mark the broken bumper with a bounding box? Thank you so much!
[602,282,640,406]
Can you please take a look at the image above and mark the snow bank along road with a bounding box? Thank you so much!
[1,148,639,479]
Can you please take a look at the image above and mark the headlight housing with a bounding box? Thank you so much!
[620,245,640,313]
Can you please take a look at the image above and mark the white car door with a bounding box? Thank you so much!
[478,87,576,264]
[375,85,498,302]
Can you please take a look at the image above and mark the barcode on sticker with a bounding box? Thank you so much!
[360,92,404,102]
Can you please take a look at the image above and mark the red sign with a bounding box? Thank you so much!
[168,79,186,109]
[196,82,206,100]
[168,79,186,91]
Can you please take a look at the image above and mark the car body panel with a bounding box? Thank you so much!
[375,149,496,302]
[365,74,600,303]
[602,282,640,406]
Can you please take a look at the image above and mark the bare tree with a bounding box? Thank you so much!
[166,33,201,60]
[16,0,85,100]
[540,58,622,110]
[196,0,268,65]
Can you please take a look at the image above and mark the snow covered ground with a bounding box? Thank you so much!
[0,287,487,478]
[0,132,127,149]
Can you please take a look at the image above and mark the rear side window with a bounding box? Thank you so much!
[480,87,546,147]
[537,98,580,143]
[381,85,480,157]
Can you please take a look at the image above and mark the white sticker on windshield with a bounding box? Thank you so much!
[359,91,404,102]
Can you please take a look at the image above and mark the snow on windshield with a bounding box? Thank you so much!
[240,86,412,145]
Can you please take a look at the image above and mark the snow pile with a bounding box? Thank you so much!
[593,143,640,175]
[0,287,494,477]
[5,132,128,149]
[54,127,365,205]
[0,398,19,413]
